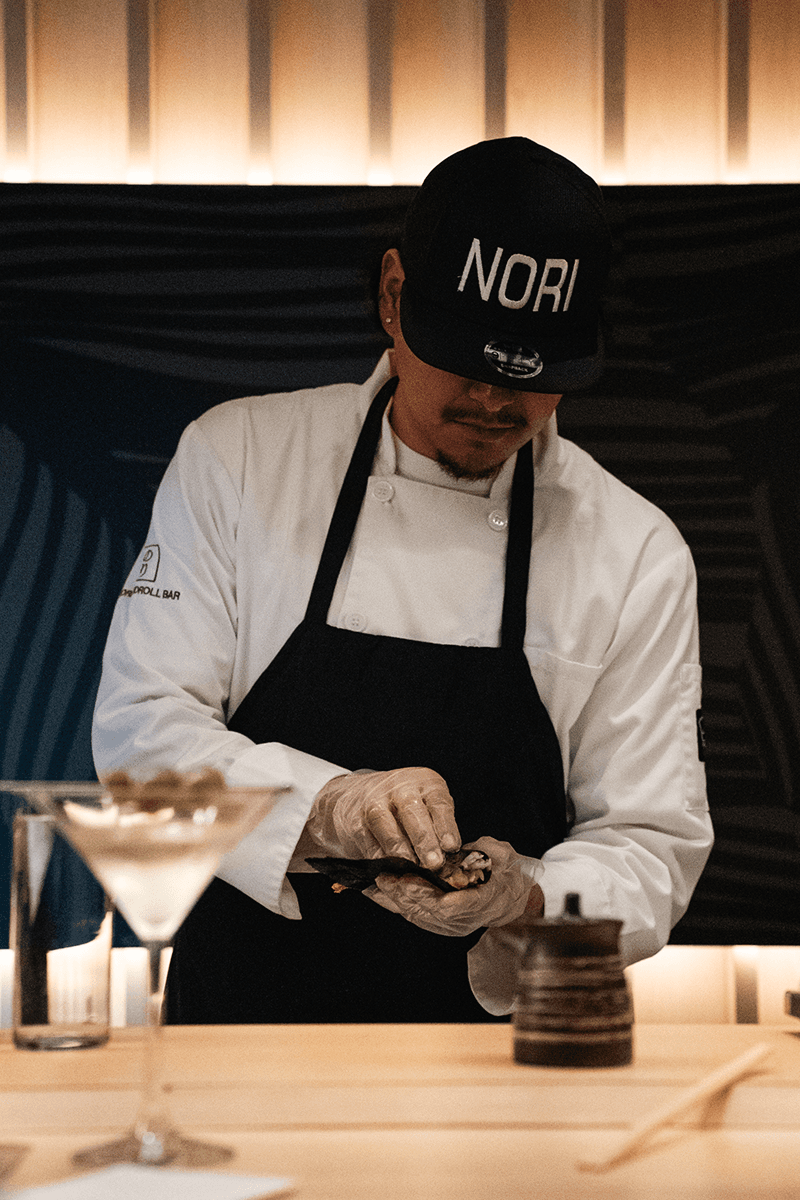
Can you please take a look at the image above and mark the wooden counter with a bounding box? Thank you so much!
[2,1023,799,1197]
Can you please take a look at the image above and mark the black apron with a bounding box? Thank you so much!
[165,378,568,1024]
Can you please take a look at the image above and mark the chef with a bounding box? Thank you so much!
[92,138,713,1023]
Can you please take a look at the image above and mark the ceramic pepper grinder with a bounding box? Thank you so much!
[513,892,633,1067]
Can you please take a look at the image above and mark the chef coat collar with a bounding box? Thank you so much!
[390,430,498,496]
[366,351,557,500]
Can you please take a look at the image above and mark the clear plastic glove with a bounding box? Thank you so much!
[369,836,532,937]
[307,767,461,870]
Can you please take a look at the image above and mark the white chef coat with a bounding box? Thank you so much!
[92,353,712,1014]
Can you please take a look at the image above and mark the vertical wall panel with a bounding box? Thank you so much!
[367,0,394,183]
[270,0,370,183]
[152,0,249,183]
[0,1,10,175]
[603,0,626,179]
[483,0,507,141]
[248,0,273,182]
[625,0,726,183]
[725,0,749,179]
[1,2,800,190]
[391,0,484,184]
[506,0,603,180]
[4,0,32,181]
[749,0,800,182]
[30,0,128,182]
[126,0,153,183]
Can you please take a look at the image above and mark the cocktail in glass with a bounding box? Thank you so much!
[1,776,287,1168]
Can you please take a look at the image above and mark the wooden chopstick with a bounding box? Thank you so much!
[577,1041,772,1173]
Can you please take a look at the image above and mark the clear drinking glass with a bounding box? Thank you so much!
[1,779,287,1168]
[12,812,112,1050]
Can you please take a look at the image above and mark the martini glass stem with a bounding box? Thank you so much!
[73,934,232,1170]
[133,939,173,1163]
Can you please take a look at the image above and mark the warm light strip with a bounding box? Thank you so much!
[0,946,798,1028]
[626,945,800,1026]
[1,0,799,185]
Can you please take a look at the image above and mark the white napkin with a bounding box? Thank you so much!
[12,1165,295,1200]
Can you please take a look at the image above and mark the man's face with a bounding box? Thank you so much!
[389,329,562,481]
[380,248,562,480]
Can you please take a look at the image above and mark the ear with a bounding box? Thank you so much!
[378,248,405,328]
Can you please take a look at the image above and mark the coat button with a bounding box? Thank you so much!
[343,612,367,631]
[488,509,508,530]
[372,480,395,502]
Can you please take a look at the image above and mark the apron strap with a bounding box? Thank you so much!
[501,436,533,649]
[305,377,399,626]
[305,373,534,651]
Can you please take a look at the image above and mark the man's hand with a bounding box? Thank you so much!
[369,836,536,936]
[307,767,461,869]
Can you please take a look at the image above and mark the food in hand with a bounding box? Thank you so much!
[306,848,492,894]
[438,849,491,889]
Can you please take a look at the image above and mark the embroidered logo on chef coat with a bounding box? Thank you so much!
[136,544,160,583]
[121,545,179,600]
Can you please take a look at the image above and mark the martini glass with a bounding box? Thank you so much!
[1,777,287,1169]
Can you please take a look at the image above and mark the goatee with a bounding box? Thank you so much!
[435,450,501,482]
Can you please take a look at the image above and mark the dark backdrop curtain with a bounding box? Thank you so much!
[1,182,798,947]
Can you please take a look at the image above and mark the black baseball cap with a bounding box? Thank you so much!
[398,137,611,393]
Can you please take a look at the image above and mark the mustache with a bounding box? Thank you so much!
[443,406,528,429]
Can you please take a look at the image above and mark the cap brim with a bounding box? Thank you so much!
[399,283,604,394]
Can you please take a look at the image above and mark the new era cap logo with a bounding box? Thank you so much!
[458,237,579,312]
[484,342,543,379]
